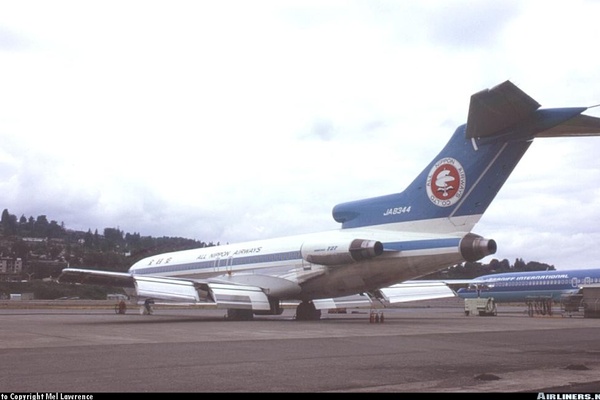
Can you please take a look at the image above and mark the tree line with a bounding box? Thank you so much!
[0,208,217,274]
[420,257,555,280]
[1,207,555,279]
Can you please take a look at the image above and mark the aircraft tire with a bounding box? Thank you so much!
[226,309,254,321]
[296,301,321,321]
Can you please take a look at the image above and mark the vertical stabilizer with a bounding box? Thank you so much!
[332,81,600,233]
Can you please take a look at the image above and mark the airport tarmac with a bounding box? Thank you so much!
[1,298,599,393]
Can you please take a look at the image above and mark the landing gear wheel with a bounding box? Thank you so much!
[226,309,254,320]
[295,301,321,321]
[140,299,154,315]
[114,301,127,314]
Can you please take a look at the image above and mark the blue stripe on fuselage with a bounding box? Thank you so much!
[131,250,302,276]
[383,238,460,252]
[130,238,461,277]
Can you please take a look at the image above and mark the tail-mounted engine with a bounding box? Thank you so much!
[460,233,497,262]
[301,238,384,266]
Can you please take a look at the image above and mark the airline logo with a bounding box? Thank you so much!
[426,157,466,207]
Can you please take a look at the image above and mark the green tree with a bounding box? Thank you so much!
[103,227,125,251]
[34,215,50,237]
[1,209,18,235]
[47,220,66,239]
[514,258,527,271]
[84,229,95,248]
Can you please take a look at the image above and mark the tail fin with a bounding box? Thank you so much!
[333,80,600,232]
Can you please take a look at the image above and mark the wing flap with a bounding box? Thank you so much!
[312,294,373,310]
[134,276,202,302]
[377,281,456,303]
[310,282,456,310]
[208,283,272,311]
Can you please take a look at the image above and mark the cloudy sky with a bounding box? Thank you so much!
[2,0,600,271]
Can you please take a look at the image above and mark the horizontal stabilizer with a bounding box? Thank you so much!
[466,80,541,139]
[377,281,456,303]
[535,113,600,137]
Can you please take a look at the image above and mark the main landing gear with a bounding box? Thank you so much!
[226,309,254,321]
[114,300,127,314]
[140,299,154,315]
[295,301,322,321]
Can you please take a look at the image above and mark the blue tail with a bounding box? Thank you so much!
[333,80,600,232]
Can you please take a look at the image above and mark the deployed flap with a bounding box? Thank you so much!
[377,281,456,303]
[312,282,455,309]
[312,294,373,310]
[208,282,271,311]
[466,80,541,139]
[134,276,203,302]
[59,268,270,311]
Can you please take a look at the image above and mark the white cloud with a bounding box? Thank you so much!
[2,0,600,270]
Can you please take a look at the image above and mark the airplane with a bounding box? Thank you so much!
[58,80,600,320]
[452,268,600,303]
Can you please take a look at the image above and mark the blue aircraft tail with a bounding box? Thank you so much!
[332,80,600,232]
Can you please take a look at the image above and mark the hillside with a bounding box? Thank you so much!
[0,208,554,299]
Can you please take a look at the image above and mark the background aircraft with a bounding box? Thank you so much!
[59,80,600,320]
[453,267,600,302]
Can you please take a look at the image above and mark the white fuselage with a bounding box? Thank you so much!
[128,223,469,300]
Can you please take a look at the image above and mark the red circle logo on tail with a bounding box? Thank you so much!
[426,158,466,207]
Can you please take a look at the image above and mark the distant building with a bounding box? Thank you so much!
[10,292,34,300]
[22,237,46,243]
[107,293,128,301]
[0,257,22,281]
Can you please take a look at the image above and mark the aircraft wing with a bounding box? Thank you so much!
[59,267,457,313]
[58,268,272,311]
[308,281,458,311]
[58,268,136,288]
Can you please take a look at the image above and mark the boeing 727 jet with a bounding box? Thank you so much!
[59,80,600,320]
[455,268,600,303]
